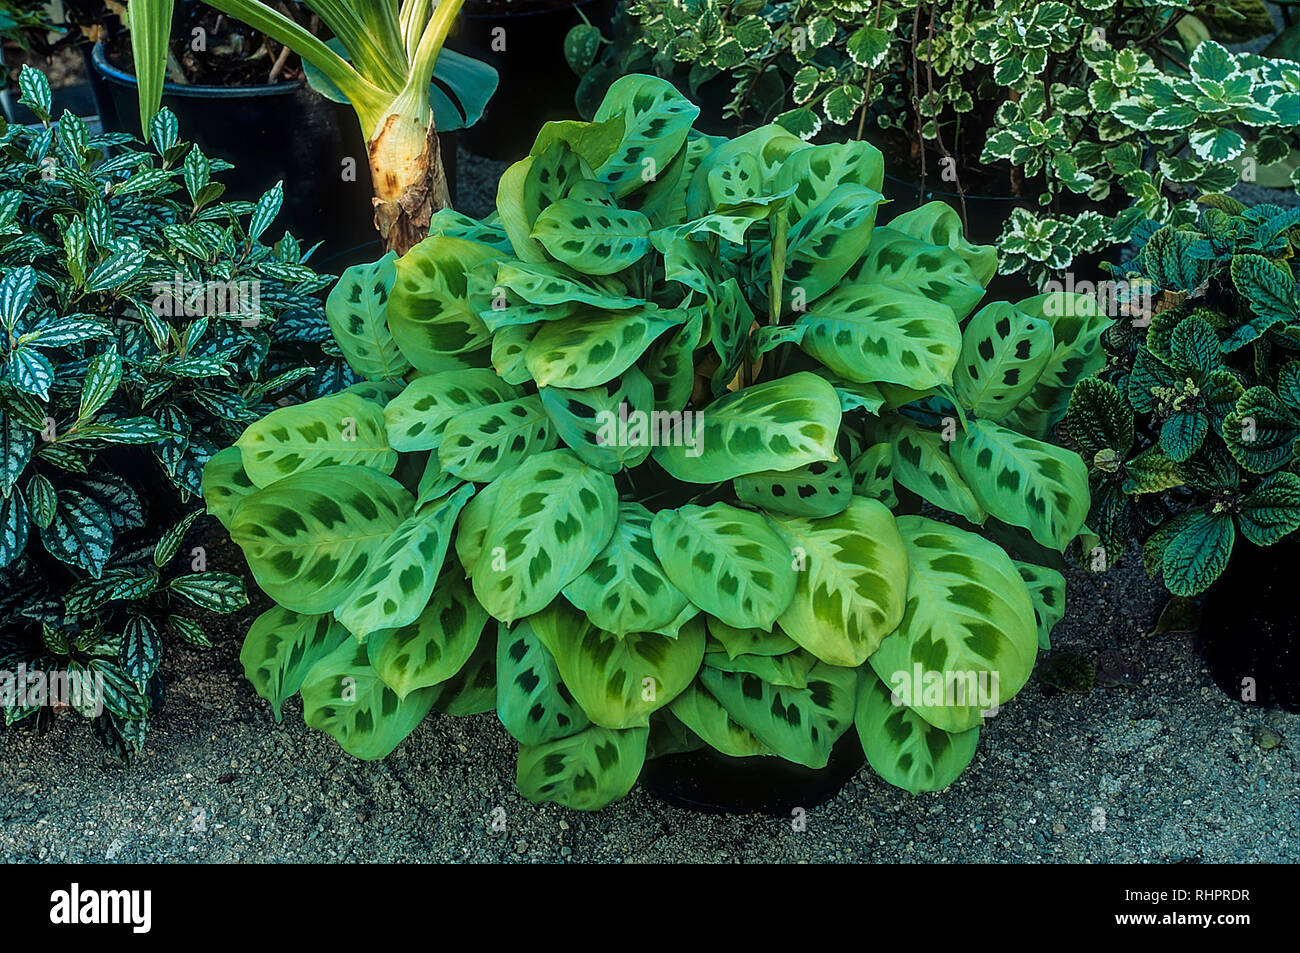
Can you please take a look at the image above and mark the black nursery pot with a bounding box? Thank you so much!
[1198,538,1300,713]
[89,42,433,269]
[447,0,615,162]
[640,734,865,815]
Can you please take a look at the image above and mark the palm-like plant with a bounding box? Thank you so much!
[128,0,477,254]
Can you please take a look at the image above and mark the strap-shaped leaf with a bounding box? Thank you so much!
[771,497,909,667]
[951,418,1090,552]
[856,671,979,795]
[496,617,590,745]
[334,485,475,638]
[201,446,256,531]
[593,73,699,197]
[229,466,413,615]
[735,457,853,518]
[699,660,856,769]
[651,502,797,630]
[383,369,520,452]
[240,606,350,720]
[1013,560,1067,650]
[883,416,985,525]
[562,501,690,636]
[366,570,489,699]
[531,199,651,275]
[867,516,1038,733]
[654,371,841,482]
[668,680,770,758]
[954,301,1054,420]
[540,367,656,473]
[516,724,649,810]
[438,396,558,482]
[301,639,437,760]
[236,392,396,488]
[524,306,685,388]
[386,236,499,372]
[471,449,618,624]
[797,283,961,389]
[325,252,411,381]
[531,601,705,729]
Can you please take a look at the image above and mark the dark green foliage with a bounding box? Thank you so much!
[0,66,344,753]
[1066,195,1300,596]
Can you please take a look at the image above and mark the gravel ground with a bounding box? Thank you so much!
[2,539,1296,863]
[3,137,1299,864]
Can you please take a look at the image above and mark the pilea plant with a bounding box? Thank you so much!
[578,2,1300,288]
[1066,194,1300,597]
[0,67,337,755]
[207,74,1101,808]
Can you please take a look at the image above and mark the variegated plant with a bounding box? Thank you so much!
[208,75,1100,808]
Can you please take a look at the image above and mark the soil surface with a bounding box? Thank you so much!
[2,531,1296,863]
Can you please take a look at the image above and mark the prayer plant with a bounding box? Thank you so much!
[206,75,1103,808]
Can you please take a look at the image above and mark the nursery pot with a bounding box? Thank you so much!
[1198,538,1300,713]
[90,42,453,267]
[640,734,865,815]
[448,0,615,161]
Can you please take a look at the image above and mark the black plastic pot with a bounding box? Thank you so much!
[89,42,443,270]
[1,45,100,124]
[1198,538,1300,713]
[448,0,614,161]
[640,734,865,815]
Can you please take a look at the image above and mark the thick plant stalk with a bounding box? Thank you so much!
[368,111,448,255]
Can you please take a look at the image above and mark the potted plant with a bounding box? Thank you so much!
[584,1,1299,293]
[205,73,1104,810]
[120,0,497,258]
[447,0,615,160]
[0,67,343,754]
[1066,193,1300,711]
